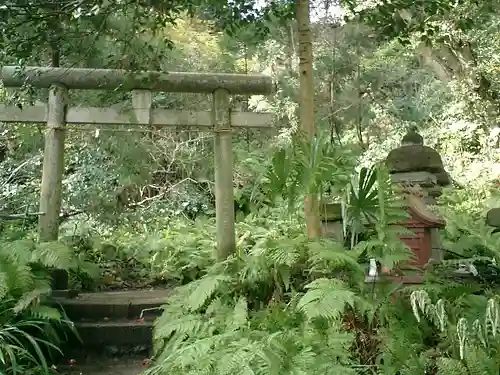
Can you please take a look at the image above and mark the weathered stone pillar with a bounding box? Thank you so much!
[385,128,450,263]
[319,203,343,242]
[486,208,500,232]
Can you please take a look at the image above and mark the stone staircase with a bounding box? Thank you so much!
[56,357,149,375]
[50,289,171,374]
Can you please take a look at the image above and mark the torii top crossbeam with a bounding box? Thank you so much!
[1,66,274,95]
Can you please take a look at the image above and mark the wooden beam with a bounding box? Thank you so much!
[0,105,273,128]
[1,66,274,95]
[0,105,47,123]
[131,90,152,125]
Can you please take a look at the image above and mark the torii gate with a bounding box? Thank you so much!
[0,66,273,290]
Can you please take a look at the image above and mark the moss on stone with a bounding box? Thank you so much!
[319,203,342,221]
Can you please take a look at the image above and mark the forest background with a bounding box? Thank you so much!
[1,0,500,374]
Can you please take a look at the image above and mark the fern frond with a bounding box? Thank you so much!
[238,254,271,285]
[154,313,209,340]
[289,347,317,375]
[324,329,355,355]
[260,331,294,371]
[297,278,355,322]
[436,357,468,375]
[0,262,34,298]
[13,284,51,314]
[216,340,262,375]
[226,297,248,332]
[0,239,36,264]
[307,240,363,273]
[0,270,8,300]
[27,305,62,321]
[463,344,498,375]
[383,225,415,237]
[169,333,232,370]
[265,244,301,268]
[188,274,231,312]
[398,354,431,375]
[31,241,74,269]
[151,331,211,371]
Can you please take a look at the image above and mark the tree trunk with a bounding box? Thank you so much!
[296,0,321,238]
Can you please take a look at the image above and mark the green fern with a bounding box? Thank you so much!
[188,274,232,312]
[0,261,34,300]
[436,357,468,375]
[0,234,81,375]
[154,313,209,340]
[148,210,365,375]
[297,278,355,322]
[13,284,51,314]
[226,297,249,331]
[264,134,356,214]
[27,304,62,321]
[31,241,74,269]
[406,290,500,375]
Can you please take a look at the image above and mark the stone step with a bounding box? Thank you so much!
[61,319,155,361]
[74,320,154,347]
[55,356,148,375]
[52,289,171,321]
[50,289,170,360]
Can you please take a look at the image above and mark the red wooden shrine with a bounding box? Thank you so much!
[378,194,445,285]
[399,194,445,267]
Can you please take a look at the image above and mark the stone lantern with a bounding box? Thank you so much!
[385,126,451,205]
[370,127,450,283]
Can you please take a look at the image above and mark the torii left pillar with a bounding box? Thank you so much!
[39,84,69,294]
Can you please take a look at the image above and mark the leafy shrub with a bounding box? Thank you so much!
[399,290,500,375]
[0,236,81,374]
[145,177,415,375]
[374,201,500,375]
[146,216,363,375]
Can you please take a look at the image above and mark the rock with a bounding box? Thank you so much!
[426,186,444,198]
[385,145,445,174]
[319,203,342,221]
[401,126,424,146]
[319,203,343,242]
[486,208,500,228]
[390,171,437,188]
[434,171,451,186]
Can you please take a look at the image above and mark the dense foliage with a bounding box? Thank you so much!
[0,229,79,374]
[1,0,500,373]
